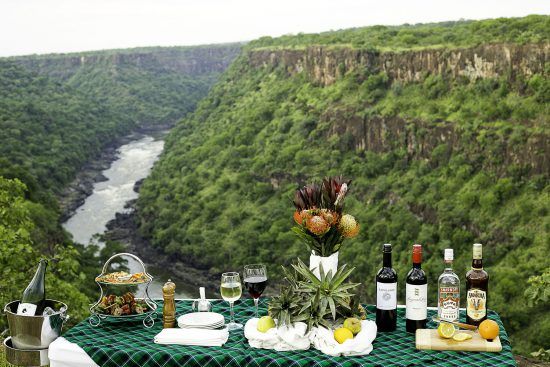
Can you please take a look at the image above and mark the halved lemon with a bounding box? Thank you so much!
[452,332,473,341]
[437,322,456,339]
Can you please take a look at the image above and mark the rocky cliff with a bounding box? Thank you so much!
[325,112,548,176]
[13,44,241,80]
[246,43,549,175]
[248,43,548,85]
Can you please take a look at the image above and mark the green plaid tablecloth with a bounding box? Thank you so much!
[64,299,516,367]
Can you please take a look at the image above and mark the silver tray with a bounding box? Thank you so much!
[89,253,158,328]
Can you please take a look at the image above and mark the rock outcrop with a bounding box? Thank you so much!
[248,43,548,85]
[13,45,242,80]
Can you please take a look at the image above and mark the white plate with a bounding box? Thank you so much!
[177,312,225,327]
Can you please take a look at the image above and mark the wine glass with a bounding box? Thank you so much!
[220,272,242,330]
[243,264,267,318]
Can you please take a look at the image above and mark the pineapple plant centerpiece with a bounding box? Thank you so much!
[268,259,365,330]
[292,176,359,278]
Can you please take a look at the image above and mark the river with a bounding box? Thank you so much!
[62,135,192,299]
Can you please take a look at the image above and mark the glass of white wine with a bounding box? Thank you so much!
[220,272,243,330]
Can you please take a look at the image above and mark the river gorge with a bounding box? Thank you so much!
[61,134,194,299]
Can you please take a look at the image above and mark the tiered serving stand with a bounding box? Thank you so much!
[89,253,158,328]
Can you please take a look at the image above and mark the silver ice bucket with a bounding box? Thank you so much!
[4,299,69,350]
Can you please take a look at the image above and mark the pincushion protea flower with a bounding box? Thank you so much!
[306,215,330,235]
[339,214,359,238]
[320,209,338,225]
[293,210,312,225]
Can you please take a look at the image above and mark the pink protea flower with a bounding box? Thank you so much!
[338,214,359,238]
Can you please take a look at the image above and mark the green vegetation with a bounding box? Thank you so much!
[250,15,549,50]
[138,16,549,356]
[13,45,241,128]
[0,45,239,333]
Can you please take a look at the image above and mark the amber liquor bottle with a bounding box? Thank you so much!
[466,243,489,326]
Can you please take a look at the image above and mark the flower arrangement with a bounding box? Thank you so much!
[292,176,359,257]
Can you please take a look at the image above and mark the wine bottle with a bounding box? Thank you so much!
[406,244,427,333]
[466,243,489,326]
[17,259,48,315]
[376,243,397,331]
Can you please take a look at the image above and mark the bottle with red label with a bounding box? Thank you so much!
[406,244,427,333]
[437,248,460,322]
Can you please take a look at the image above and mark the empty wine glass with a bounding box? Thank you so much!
[244,264,267,318]
[220,272,242,330]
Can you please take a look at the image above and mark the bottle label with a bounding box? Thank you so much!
[439,286,460,321]
[17,303,37,316]
[467,288,487,320]
[406,283,427,320]
[376,282,397,310]
[473,245,482,260]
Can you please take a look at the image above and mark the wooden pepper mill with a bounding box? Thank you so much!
[162,279,176,328]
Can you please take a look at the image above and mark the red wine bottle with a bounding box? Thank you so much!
[17,259,48,315]
[376,244,397,331]
[406,244,427,333]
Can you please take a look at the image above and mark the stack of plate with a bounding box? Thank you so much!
[177,312,225,329]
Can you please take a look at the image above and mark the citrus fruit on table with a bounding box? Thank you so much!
[478,319,499,340]
[257,316,276,333]
[334,327,354,344]
[343,317,362,335]
[437,322,456,339]
[452,332,473,342]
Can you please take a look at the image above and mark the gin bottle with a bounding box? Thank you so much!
[438,249,460,322]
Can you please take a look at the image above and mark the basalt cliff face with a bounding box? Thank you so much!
[248,43,548,86]
[247,43,549,175]
[14,45,242,80]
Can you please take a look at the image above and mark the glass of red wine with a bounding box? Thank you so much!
[243,264,267,318]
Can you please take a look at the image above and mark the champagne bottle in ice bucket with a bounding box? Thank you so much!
[17,259,48,315]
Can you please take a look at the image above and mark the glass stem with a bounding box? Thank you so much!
[229,301,235,324]
[254,298,259,318]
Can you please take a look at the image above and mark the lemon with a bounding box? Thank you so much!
[437,322,456,339]
[257,316,276,333]
[334,327,354,344]
[452,332,473,341]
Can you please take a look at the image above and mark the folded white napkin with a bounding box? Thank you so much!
[244,318,310,351]
[309,320,377,357]
[154,327,229,347]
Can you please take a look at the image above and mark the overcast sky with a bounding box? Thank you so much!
[0,0,548,57]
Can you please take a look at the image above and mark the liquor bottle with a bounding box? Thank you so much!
[466,243,489,326]
[438,249,460,322]
[17,259,48,315]
[376,244,398,331]
[406,244,427,333]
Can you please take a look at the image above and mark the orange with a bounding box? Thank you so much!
[478,319,499,340]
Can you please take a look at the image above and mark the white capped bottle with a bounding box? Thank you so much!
[437,249,460,322]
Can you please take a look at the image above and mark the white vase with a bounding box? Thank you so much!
[309,251,339,279]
